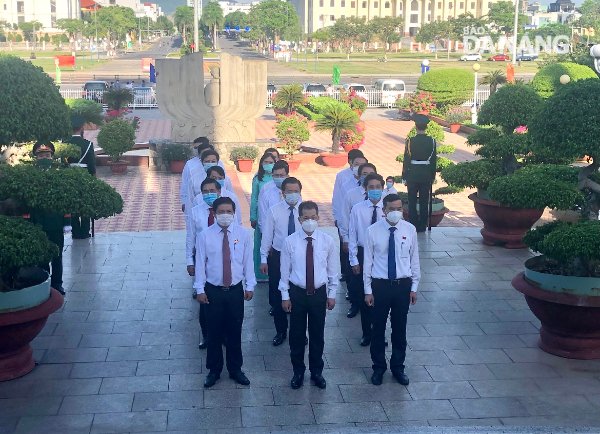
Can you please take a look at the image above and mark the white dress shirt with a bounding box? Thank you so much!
[258,181,283,230]
[384,186,398,195]
[339,185,366,242]
[348,199,385,267]
[363,219,421,295]
[332,167,355,223]
[180,157,202,207]
[278,229,340,300]
[193,223,256,294]
[185,201,213,266]
[191,188,242,225]
[260,200,302,263]
[186,168,233,213]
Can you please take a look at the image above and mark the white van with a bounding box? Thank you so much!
[373,79,406,107]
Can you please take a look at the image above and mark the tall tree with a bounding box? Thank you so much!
[487,1,527,35]
[174,5,194,43]
[201,1,224,50]
[578,0,600,34]
[370,16,403,59]
[247,0,301,49]
[416,20,454,59]
[224,11,247,28]
[154,15,175,34]
[18,21,42,45]
[96,6,136,47]
[56,18,83,51]
[330,16,363,60]
[311,27,331,52]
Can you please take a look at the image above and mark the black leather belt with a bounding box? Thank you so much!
[206,282,242,291]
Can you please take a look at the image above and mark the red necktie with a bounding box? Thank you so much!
[306,236,315,295]
[222,228,232,287]
[208,208,215,226]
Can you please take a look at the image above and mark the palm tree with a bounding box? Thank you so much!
[174,6,194,44]
[273,84,304,114]
[315,104,359,154]
[480,70,507,94]
[201,1,224,51]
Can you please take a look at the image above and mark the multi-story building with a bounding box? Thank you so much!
[290,0,492,36]
[0,0,80,29]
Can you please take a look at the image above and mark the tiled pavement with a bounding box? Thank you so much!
[3,228,600,433]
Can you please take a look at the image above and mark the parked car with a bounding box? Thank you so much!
[372,79,406,107]
[267,83,277,93]
[343,83,368,101]
[516,53,538,61]
[488,54,510,61]
[304,83,327,96]
[130,87,156,108]
[82,81,108,103]
[460,53,482,61]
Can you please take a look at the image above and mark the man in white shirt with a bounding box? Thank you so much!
[180,138,212,213]
[186,149,233,213]
[348,174,386,346]
[260,177,303,346]
[202,165,242,225]
[331,149,366,225]
[257,160,289,231]
[279,201,339,390]
[194,197,256,388]
[363,193,420,386]
[385,176,398,196]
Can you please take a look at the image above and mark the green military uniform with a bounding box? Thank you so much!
[401,115,437,232]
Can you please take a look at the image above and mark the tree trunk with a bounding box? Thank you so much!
[447,38,450,60]
[332,131,340,154]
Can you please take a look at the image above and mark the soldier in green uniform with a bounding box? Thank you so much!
[69,115,96,239]
[401,115,437,232]
[30,141,68,295]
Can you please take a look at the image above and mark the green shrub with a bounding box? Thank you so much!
[97,119,136,162]
[417,68,474,107]
[65,98,104,126]
[407,120,445,144]
[523,220,567,253]
[230,146,259,161]
[477,84,543,134]
[53,142,81,163]
[160,143,192,163]
[275,113,310,157]
[0,56,70,144]
[441,159,504,190]
[306,96,346,114]
[434,185,463,195]
[445,106,471,124]
[467,126,531,160]
[103,88,133,111]
[295,104,321,121]
[531,62,598,98]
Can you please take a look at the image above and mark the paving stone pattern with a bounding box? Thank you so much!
[2,228,600,433]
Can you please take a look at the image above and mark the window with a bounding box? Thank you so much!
[341,0,345,6]
[449,2,453,8]
[351,0,355,6]
[330,0,334,6]
[410,14,418,22]
[17,1,24,13]
[411,0,418,10]
[374,1,378,7]
[385,1,390,7]
[362,1,367,7]
[319,0,323,6]
[330,14,335,20]
[471,1,475,8]
[459,2,464,7]
[50,0,56,13]
[437,2,441,8]
[427,14,431,20]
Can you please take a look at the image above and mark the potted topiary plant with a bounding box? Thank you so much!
[275,113,310,171]
[103,87,134,115]
[396,96,411,120]
[445,106,471,133]
[408,91,436,115]
[531,62,598,99]
[416,68,474,109]
[230,145,259,172]
[315,102,359,167]
[273,83,305,115]
[160,143,193,174]
[97,119,136,174]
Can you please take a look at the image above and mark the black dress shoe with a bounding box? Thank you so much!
[55,287,66,295]
[204,371,220,388]
[310,374,326,389]
[291,373,304,389]
[272,332,286,346]
[392,370,409,386]
[347,305,359,318]
[229,370,250,386]
[360,336,371,346]
[371,370,384,386]
[269,307,274,316]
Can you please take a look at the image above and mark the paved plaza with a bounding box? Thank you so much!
[2,228,600,433]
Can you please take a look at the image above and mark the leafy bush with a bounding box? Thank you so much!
[477,84,543,134]
[65,98,104,126]
[467,126,531,161]
[53,142,81,163]
[445,106,471,124]
[97,119,136,162]
[523,220,567,253]
[160,143,192,164]
[306,96,347,114]
[408,91,436,113]
[275,113,310,157]
[295,104,321,121]
[0,164,123,218]
[441,159,504,190]
[407,120,445,144]
[343,91,367,113]
[531,62,598,99]
[103,88,133,111]
[0,56,70,144]
[230,146,259,161]
[395,97,410,110]
[434,185,463,195]
[273,84,305,113]
[417,68,474,107]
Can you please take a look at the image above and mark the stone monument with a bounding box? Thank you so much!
[156,52,267,145]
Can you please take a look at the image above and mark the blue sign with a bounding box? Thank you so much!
[225,25,230,31]
[235,25,240,31]
[245,26,251,32]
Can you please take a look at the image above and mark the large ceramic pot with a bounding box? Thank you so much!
[169,160,185,174]
[235,159,253,172]
[319,152,347,168]
[402,198,448,227]
[512,256,600,359]
[449,124,461,133]
[110,160,128,175]
[286,159,301,172]
[0,286,64,381]
[469,192,543,249]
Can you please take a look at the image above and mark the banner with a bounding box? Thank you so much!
[332,65,341,85]
[55,55,75,68]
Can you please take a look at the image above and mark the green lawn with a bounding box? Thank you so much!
[291,50,464,60]
[28,58,107,73]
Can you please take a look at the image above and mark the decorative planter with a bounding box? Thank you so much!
[286,159,302,172]
[169,160,186,174]
[235,159,253,172]
[416,110,430,115]
[469,193,543,249]
[402,199,448,227]
[109,160,128,175]
[319,152,347,168]
[449,123,461,133]
[0,288,64,381]
[513,257,600,359]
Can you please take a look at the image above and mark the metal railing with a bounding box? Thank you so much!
[463,89,491,108]
[266,89,407,108]
[59,89,158,108]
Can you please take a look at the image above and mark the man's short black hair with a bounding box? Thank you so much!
[207,165,225,178]
[193,136,210,146]
[383,193,403,209]
[281,177,302,192]
[358,163,377,176]
[213,196,236,213]
[363,173,384,188]
[386,176,394,181]
[273,160,289,174]
[201,178,221,191]
[264,147,280,157]
[348,149,364,162]
[299,200,318,216]
[200,149,220,162]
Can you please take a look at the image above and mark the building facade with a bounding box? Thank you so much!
[290,0,492,35]
[0,0,80,29]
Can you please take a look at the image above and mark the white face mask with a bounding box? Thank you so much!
[386,210,402,224]
[216,213,234,227]
[351,166,359,176]
[284,192,301,206]
[301,219,318,234]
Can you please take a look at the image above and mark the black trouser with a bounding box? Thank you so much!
[337,225,351,293]
[370,278,411,373]
[204,282,244,374]
[194,251,207,339]
[350,246,372,338]
[407,181,431,231]
[71,214,91,238]
[268,249,288,334]
[42,233,63,289]
[289,283,326,376]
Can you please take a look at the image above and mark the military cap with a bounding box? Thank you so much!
[413,114,430,130]
[32,141,55,155]
[71,114,86,130]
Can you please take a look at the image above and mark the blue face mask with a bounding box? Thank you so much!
[273,176,286,189]
[367,189,383,201]
[216,179,225,188]
[386,181,394,190]
[203,162,217,172]
[263,163,274,173]
[359,175,366,185]
[203,192,218,206]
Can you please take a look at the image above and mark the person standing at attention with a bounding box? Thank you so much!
[260,177,303,346]
[279,201,339,390]
[257,160,289,231]
[180,138,213,213]
[364,193,420,386]
[194,197,255,388]
[401,115,437,232]
[384,176,398,195]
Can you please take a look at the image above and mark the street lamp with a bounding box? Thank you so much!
[421,59,430,74]
[512,0,519,65]
[472,63,480,124]
[559,74,571,85]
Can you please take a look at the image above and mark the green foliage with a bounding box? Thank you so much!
[230,145,259,161]
[434,185,463,195]
[441,159,504,190]
[488,1,527,33]
[174,6,194,42]
[395,97,410,110]
[315,103,359,153]
[0,56,70,145]
[480,70,507,94]
[307,96,347,114]
[160,143,192,163]
[445,106,471,124]
[224,11,247,27]
[407,120,445,144]
[478,84,543,134]
[370,16,402,56]
[0,164,123,218]
[275,113,310,157]
[523,220,567,253]
[97,119,135,162]
[531,62,598,98]
[408,91,436,113]
[103,88,133,111]
[247,0,301,44]
[467,126,531,161]
[53,142,81,163]
[201,1,224,50]
[436,156,454,172]
[295,104,321,121]
[56,18,82,39]
[96,6,136,43]
[65,98,104,126]
[273,84,305,113]
[329,17,365,58]
[0,215,58,288]
[417,68,474,107]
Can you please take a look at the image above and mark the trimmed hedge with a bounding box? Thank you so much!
[477,84,543,134]
[531,62,598,99]
[417,68,474,107]
[441,159,504,190]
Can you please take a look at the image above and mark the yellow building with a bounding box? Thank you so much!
[290,0,493,36]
